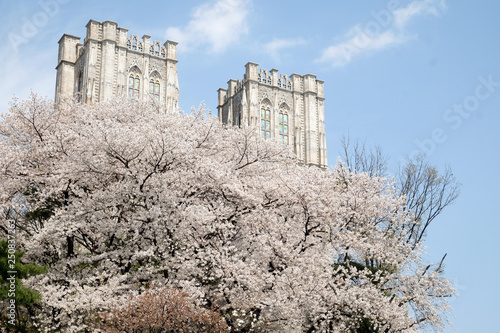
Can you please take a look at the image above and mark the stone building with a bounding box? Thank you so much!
[55,21,327,167]
[55,20,179,113]
[218,62,327,168]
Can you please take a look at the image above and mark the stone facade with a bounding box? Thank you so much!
[55,20,179,113]
[55,21,327,167]
[218,62,327,168]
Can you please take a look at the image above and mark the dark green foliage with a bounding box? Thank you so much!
[0,240,47,332]
[356,317,379,333]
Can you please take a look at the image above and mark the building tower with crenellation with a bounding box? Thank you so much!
[56,21,327,167]
[217,62,327,167]
[55,19,179,113]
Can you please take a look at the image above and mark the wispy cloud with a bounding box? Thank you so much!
[318,0,446,68]
[319,28,406,68]
[263,37,307,63]
[165,0,251,53]
[393,0,444,28]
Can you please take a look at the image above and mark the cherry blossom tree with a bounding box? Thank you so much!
[0,95,455,332]
[99,286,227,333]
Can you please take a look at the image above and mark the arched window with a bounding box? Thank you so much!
[132,37,138,50]
[149,79,160,102]
[128,72,140,98]
[261,102,271,139]
[279,105,289,144]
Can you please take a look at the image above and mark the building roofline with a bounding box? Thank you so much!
[85,19,101,28]
[58,34,81,44]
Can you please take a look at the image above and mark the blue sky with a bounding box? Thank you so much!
[1,0,499,331]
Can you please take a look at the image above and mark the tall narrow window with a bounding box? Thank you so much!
[279,106,289,144]
[261,103,271,139]
[128,73,140,98]
[76,72,83,102]
[149,79,160,102]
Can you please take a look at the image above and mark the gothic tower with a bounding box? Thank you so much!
[55,20,179,113]
[218,62,327,168]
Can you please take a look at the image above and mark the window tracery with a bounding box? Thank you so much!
[257,69,271,85]
[260,102,271,139]
[149,78,160,102]
[149,42,166,58]
[279,105,289,144]
[127,35,144,52]
[128,72,140,98]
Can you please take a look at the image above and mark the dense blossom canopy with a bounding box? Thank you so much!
[0,95,454,332]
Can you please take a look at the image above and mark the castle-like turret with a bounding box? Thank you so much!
[218,62,327,168]
[55,20,179,113]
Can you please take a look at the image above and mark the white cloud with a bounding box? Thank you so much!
[393,0,445,29]
[165,0,251,53]
[318,28,407,68]
[318,0,446,68]
[263,38,307,63]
